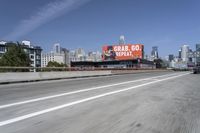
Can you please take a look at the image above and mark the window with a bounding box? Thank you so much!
[30,55,34,59]
[0,46,5,52]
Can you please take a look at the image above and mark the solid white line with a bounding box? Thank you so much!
[0,72,189,127]
[0,73,179,109]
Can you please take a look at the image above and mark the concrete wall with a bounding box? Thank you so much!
[0,69,172,84]
[0,71,112,83]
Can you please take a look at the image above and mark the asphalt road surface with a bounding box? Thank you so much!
[0,71,200,133]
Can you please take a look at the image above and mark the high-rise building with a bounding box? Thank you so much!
[53,43,61,54]
[75,48,86,61]
[181,45,189,62]
[119,35,125,45]
[196,44,200,64]
[178,49,182,59]
[196,44,200,51]
[151,46,159,60]
[168,54,174,62]
[86,51,102,61]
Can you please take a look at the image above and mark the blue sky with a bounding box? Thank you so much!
[0,0,200,57]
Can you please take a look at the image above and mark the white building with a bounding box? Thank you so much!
[181,45,189,62]
[41,52,65,67]
[68,48,87,62]
[41,43,70,67]
[119,35,125,45]
[86,51,102,61]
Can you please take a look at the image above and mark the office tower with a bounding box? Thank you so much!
[87,51,102,62]
[168,54,174,62]
[181,45,189,62]
[53,43,61,54]
[119,35,125,45]
[196,44,200,51]
[178,49,181,59]
[196,44,200,64]
[151,46,159,60]
[75,48,86,61]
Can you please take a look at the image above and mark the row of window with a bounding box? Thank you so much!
[0,47,5,52]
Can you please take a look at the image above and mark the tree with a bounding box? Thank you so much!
[0,42,30,67]
[46,61,66,67]
[45,61,67,71]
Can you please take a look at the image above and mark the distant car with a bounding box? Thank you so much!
[193,65,200,74]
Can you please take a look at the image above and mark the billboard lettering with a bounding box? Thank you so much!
[102,44,144,61]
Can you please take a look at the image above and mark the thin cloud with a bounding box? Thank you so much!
[4,0,91,40]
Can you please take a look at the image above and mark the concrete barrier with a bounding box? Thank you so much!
[111,69,172,74]
[0,71,112,84]
[0,69,172,84]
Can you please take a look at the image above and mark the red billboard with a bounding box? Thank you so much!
[102,44,144,61]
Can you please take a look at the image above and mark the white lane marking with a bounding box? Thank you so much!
[0,73,189,127]
[0,73,180,109]
[0,73,184,109]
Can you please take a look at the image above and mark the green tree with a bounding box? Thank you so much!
[45,61,66,71]
[46,61,65,67]
[0,42,30,67]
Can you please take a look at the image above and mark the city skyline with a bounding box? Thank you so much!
[1,0,200,57]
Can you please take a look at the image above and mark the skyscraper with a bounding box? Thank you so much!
[168,54,174,62]
[181,45,189,62]
[53,43,61,54]
[119,35,125,45]
[196,44,200,51]
[178,49,182,59]
[151,46,159,60]
[196,44,200,64]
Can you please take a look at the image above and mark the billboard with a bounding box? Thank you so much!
[102,44,144,61]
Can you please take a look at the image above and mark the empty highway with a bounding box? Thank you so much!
[0,71,200,133]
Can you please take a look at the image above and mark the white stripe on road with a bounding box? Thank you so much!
[0,72,189,127]
[0,73,179,109]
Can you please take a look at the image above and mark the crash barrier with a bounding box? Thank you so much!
[0,67,173,84]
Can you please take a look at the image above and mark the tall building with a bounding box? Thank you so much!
[86,51,102,62]
[196,44,200,64]
[178,49,182,59]
[168,54,174,62]
[151,46,159,60]
[196,44,200,51]
[75,48,86,61]
[53,43,61,54]
[61,48,70,66]
[181,45,189,62]
[119,35,125,45]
